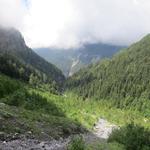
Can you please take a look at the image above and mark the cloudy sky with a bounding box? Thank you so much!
[0,0,150,48]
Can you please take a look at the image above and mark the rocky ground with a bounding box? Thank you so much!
[93,118,118,139]
[0,119,117,150]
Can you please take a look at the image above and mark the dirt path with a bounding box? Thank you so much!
[93,118,117,139]
[0,119,117,150]
[83,118,117,146]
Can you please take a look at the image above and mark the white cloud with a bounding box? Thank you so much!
[1,0,150,48]
[23,0,74,48]
[0,0,26,29]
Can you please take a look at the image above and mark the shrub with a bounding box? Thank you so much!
[67,136,86,150]
[3,89,27,106]
[0,74,21,98]
[2,89,65,117]
[108,123,150,150]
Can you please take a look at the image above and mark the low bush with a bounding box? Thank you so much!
[1,88,65,117]
[108,123,150,150]
[0,74,21,98]
[67,136,86,150]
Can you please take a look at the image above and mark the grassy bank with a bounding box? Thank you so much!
[32,90,150,129]
[0,73,149,148]
[0,74,85,140]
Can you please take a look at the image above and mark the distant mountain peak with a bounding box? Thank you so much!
[35,43,124,77]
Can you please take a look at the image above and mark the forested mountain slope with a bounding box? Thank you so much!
[0,28,149,149]
[66,35,150,114]
[0,27,65,85]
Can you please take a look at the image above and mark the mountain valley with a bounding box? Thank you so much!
[0,27,149,150]
[35,44,123,77]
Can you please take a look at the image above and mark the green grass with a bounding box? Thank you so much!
[87,142,125,150]
[31,90,150,129]
[1,84,149,142]
[108,123,150,150]
[0,74,149,148]
[0,77,85,140]
[66,136,125,150]
[0,102,84,140]
[0,74,22,98]
[67,136,86,150]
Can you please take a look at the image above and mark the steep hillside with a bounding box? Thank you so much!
[0,40,149,149]
[0,27,65,85]
[0,73,84,141]
[35,43,123,76]
[0,73,149,149]
[66,35,150,114]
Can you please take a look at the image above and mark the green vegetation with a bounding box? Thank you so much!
[67,136,86,150]
[0,74,21,98]
[1,73,149,142]
[0,103,83,140]
[0,27,150,149]
[0,54,41,82]
[67,123,150,150]
[32,91,150,129]
[65,35,150,148]
[0,74,149,150]
[0,74,84,140]
[87,142,124,150]
[67,137,124,150]
[108,123,150,150]
[66,35,150,117]
[0,27,65,88]
[1,89,63,116]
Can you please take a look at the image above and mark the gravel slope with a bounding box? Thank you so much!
[0,119,117,150]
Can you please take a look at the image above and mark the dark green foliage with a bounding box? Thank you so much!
[0,73,84,139]
[67,136,86,150]
[0,27,65,89]
[0,74,62,115]
[0,74,21,98]
[37,83,60,95]
[108,123,150,150]
[0,54,40,82]
[1,88,64,116]
[66,35,150,115]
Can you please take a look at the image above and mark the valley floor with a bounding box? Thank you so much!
[0,84,149,150]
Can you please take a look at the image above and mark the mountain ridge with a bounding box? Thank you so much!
[0,27,65,85]
[66,34,150,115]
[35,43,124,76]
